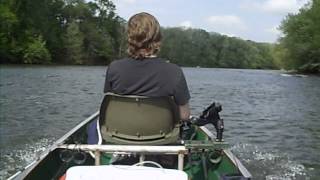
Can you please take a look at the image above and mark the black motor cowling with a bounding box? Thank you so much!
[190,102,224,142]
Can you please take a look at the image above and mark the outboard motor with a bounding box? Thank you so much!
[190,102,224,142]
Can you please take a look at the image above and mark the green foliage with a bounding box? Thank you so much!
[23,36,51,64]
[0,0,277,68]
[0,1,18,62]
[271,43,289,68]
[160,28,276,69]
[0,3,17,34]
[0,0,122,65]
[278,0,320,73]
[64,21,84,64]
[60,0,122,64]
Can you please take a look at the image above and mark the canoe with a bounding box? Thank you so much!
[9,111,252,180]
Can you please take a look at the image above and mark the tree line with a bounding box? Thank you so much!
[274,0,320,73]
[0,0,125,65]
[1,0,318,73]
[160,28,275,69]
[0,0,276,69]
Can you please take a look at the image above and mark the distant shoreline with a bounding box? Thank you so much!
[2,63,319,75]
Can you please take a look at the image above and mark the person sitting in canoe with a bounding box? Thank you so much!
[87,12,191,144]
[104,12,190,120]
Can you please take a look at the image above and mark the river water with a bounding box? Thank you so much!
[0,65,319,179]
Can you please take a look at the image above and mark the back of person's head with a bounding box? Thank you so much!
[127,12,162,60]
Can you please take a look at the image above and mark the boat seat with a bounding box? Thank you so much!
[99,93,180,145]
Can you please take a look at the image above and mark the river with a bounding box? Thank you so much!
[0,65,319,179]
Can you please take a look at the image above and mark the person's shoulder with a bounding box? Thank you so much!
[108,58,135,72]
[155,58,182,71]
[109,58,131,67]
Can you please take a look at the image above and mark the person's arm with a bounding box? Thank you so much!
[104,66,112,93]
[173,68,191,121]
[179,103,190,121]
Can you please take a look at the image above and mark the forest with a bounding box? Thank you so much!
[274,0,320,73]
[0,0,319,73]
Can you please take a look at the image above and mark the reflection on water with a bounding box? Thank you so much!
[1,66,320,179]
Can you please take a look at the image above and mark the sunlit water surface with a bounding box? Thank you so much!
[1,65,319,179]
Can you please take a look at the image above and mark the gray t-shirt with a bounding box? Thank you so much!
[104,58,190,105]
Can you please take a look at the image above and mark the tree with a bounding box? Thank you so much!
[278,0,320,73]
[0,1,18,63]
[0,0,277,68]
[23,36,51,64]
[0,0,124,65]
[64,21,84,64]
[160,27,276,69]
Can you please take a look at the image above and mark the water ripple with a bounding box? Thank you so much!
[1,66,320,179]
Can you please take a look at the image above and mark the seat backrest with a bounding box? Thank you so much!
[99,93,180,145]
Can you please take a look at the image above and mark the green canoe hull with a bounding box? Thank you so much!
[9,111,251,180]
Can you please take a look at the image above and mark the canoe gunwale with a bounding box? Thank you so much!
[199,126,252,179]
[9,111,100,180]
[224,149,252,178]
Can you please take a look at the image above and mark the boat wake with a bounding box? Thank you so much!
[280,73,308,78]
[230,143,308,180]
[0,138,55,179]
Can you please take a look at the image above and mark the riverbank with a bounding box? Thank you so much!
[3,63,320,76]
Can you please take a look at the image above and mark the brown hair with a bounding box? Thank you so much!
[127,12,162,59]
